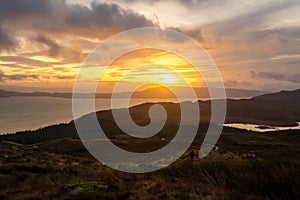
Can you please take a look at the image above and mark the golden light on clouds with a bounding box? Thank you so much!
[0,0,299,92]
[100,48,203,88]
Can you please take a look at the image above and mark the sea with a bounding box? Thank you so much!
[1,96,299,135]
[223,122,300,132]
[0,96,180,134]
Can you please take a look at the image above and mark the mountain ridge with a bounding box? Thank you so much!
[0,87,268,99]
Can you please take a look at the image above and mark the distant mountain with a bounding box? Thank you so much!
[224,89,300,126]
[0,89,299,139]
[252,89,300,102]
[119,88,300,127]
[0,87,267,99]
[0,89,50,97]
[0,88,298,127]
[89,88,300,135]
[132,87,267,99]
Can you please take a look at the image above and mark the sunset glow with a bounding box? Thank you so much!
[0,1,299,197]
[0,0,299,92]
[96,49,203,92]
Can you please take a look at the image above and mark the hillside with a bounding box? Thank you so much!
[0,88,299,145]
[0,127,299,199]
[131,88,300,126]
[225,89,300,126]
[0,89,299,199]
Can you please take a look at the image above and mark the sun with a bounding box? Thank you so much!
[159,74,178,84]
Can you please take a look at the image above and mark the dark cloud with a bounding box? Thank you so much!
[0,71,3,82]
[35,35,62,57]
[183,28,205,42]
[65,2,154,30]
[6,74,39,81]
[0,0,156,57]
[55,75,74,80]
[251,71,300,83]
[0,27,18,52]
[152,27,205,44]
[0,70,39,82]
[34,34,84,63]
[0,0,154,38]
[0,0,59,19]
[112,0,162,5]
[169,27,205,43]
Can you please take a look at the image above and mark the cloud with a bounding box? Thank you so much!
[168,27,205,43]
[0,71,3,82]
[0,0,299,92]
[0,0,58,19]
[0,63,31,69]
[35,34,84,62]
[113,0,224,7]
[0,1,155,39]
[178,0,227,9]
[225,80,254,88]
[0,56,52,67]
[35,35,62,57]
[0,0,156,63]
[0,27,18,52]
[202,1,300,50]
[55,75,74,80]
[251,71,300,83]
[66,2,154,29]
[0,70,39,82]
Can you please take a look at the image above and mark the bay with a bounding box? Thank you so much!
[0,96,180,134]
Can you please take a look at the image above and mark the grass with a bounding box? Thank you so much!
[64,181,108,200]
[0,128,299,199]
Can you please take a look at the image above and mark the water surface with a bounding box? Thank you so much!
[224,122,300,132]
[0,96,180,134]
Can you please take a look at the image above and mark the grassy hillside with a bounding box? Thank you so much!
[0,128,299,199]
[0,89,299,199]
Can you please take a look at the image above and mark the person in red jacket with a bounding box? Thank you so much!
[189,150,195,162]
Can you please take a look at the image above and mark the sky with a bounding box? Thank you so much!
[0,0,299,92]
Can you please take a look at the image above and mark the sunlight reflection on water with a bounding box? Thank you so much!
[224,122,300,132]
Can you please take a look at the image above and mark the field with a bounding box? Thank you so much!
[0,126,299,200]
